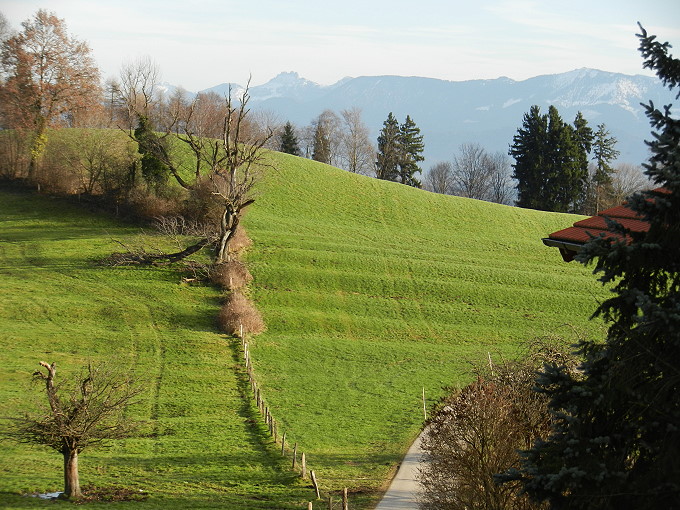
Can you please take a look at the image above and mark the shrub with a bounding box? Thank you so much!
[217,290,265,336]
[182,176,222,223]
[419,340,577,510]
[127,188,183,221]
[210,260,253,291]
[228,224,253,254]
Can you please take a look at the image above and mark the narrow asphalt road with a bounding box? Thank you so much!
[374,430,426,509]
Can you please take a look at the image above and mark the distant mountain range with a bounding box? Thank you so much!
[161,69,677,167]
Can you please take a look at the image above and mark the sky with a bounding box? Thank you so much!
[2,0,679,92]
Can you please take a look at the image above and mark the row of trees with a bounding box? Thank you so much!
[277,109,427,187]
[510,105,623,213]
[423,143,514,205]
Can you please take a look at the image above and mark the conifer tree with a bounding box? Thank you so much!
[504,25,680,509]
[571,112,594,211]
[591,123,620,213]
[279,121,300,156]
[509,105,548,209]
[510,105,590,212]
[134,115,170,192]
[376,112,400,181]
[398,115,425,188]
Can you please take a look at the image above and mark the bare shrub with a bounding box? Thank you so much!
[217,290,265,336]
[419,340,578,510]
[127,189,182,220]
[38,149,80,194]
[228,224,253,254]
[211,260,253,290]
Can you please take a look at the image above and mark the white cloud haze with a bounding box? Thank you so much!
[2,0,679,90]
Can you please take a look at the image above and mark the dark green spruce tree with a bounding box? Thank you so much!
[591,123,620,213]
[376,112,401,181]
[509,105,548,209]
[398,115,424,188]
[510,105,590,212]
[504,25,680,509]
[279,121,300,156]
[571,112,594,212]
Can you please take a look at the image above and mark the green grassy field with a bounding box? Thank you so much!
[240,153,607,503]
[0,146,608,508]
[0,189,311,508]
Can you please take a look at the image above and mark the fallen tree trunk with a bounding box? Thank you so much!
[104,238,211,266]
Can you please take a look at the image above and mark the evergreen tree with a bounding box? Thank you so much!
[510,105,590,212]
[571,112,594,211]
[279,121,300,156]
[504,26,680,509]
[509,105,548,209]
[375,112,400,181]
[311,121,330,164]
[134,115,169,191]
[591,123,620,213]
[398,115,424,188]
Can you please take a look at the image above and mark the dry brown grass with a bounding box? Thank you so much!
[217,290,265,336]
[211,260,253,290]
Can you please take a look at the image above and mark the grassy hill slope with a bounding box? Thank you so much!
[240,153,608,502]
[0,146,607,508]
[0,189,310,508]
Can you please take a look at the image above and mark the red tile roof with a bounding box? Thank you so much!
[542,188,664,262]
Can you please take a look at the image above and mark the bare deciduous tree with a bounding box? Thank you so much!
[452,142,493,200]
[113,81,273,266]
[118,56,161,128]
[340,107,375,175]
[609,163,652,205]
[486,152,514,205]
[424,161,454,194]
[419,341,578,510]
[6,361,142,500]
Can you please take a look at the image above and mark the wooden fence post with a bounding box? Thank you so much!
[422,386,427,421]
[343,487,348,510]
[301,452,307,479]
[281,432,286,455]
[310,470,320,499]
[328,496,333,509]
[292,442,297,469]
[307,502,313,510]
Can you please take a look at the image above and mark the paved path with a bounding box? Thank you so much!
[374,430,426,509]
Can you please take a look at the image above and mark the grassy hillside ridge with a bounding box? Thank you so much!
[239,152,607,498]
[0,138,607,508]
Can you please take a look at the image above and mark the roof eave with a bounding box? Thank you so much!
[541,238,584,262]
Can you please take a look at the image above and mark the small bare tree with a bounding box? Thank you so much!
[425,161,454,194]
[452,142,493,200]
[419,341,578,510]
[118,56,161,129]
[340,106,375,175]
[6,361,142,500]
